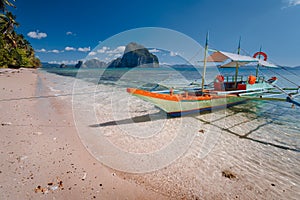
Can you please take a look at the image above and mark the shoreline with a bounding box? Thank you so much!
[0,68,168,199]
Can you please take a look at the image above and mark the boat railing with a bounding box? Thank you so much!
[223,75,265,83]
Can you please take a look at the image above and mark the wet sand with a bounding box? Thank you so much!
[0,68,168,199]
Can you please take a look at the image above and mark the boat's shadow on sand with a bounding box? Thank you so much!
[90,109,300,153]
[89,108,217,127]
[89,111,168,127]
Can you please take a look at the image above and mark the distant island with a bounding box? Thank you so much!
[44,42,159,69]
[107,42,159,68]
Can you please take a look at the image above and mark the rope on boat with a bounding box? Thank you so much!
[267,67,300,88]
[281,66,300,78]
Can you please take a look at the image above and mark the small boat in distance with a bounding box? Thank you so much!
[127,34,300,117]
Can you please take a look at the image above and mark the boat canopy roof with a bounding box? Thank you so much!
[257,59,277,68]
[220,61,251,68]
[207,51,257,62]
[206,50,277,68]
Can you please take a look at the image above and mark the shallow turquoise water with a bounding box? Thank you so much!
[42,66,300,150]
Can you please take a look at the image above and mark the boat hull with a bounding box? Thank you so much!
[167,99,247,117]
[127,88,247,117]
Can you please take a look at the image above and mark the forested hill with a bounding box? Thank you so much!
[0,0,41,68]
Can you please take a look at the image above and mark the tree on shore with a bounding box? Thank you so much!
[0,0,41,68]
[0,0,15,12]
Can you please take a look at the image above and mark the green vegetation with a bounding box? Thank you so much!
[0,0,40,68]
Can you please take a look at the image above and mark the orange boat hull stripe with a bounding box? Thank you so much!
[127,88,225,102]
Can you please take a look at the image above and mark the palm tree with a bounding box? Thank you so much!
[0,0,15,12]
[0,11,18,34]
[0,0,41,68]
[0,11,18,46]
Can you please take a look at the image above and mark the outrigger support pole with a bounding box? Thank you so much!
[286,96,300,107]
[201,32,209,94]
[266,81,300,107]
[234,37,242,88]
[255,46,262,78]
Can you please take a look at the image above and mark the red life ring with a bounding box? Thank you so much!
[216,75,224,82]
[253,51,268,61]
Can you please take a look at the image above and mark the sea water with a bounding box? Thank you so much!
[40,66,300,198]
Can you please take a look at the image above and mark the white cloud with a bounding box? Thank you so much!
[78,47,90,52]
[104,57,111,61]
[96,46,125,54]
[170,51,179,57]
[36,46,91,53]
[88,52,97,56]
[65,46,76,51]
[149,48,160,53]
[97,46,110,53]
[114,53,122,58]
[288,0,300,6]
[108,46,125,54]
[36,48,47,52]
[49,49,60,53]
[35,48,61,53]
[49,60,80,65]
[283,0,300,8]
[27,31,47,39]
[66,31,76,36]
[48,61,58,64]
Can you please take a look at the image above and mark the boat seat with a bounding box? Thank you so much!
[237,84,246,90]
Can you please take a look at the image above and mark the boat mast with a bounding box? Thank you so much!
[255,46,262,78]
[234,36,241,88]
[201,32,209,94]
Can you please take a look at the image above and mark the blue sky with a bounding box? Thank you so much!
[10,0,300,66]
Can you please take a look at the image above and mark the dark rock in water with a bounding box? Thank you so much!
[83,59,107,68]
[59,64,66,68]
[108,42,159,68]
[74,61,83,68]
[107,58,121,68]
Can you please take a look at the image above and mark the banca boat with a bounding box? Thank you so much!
[127,35,300,117]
